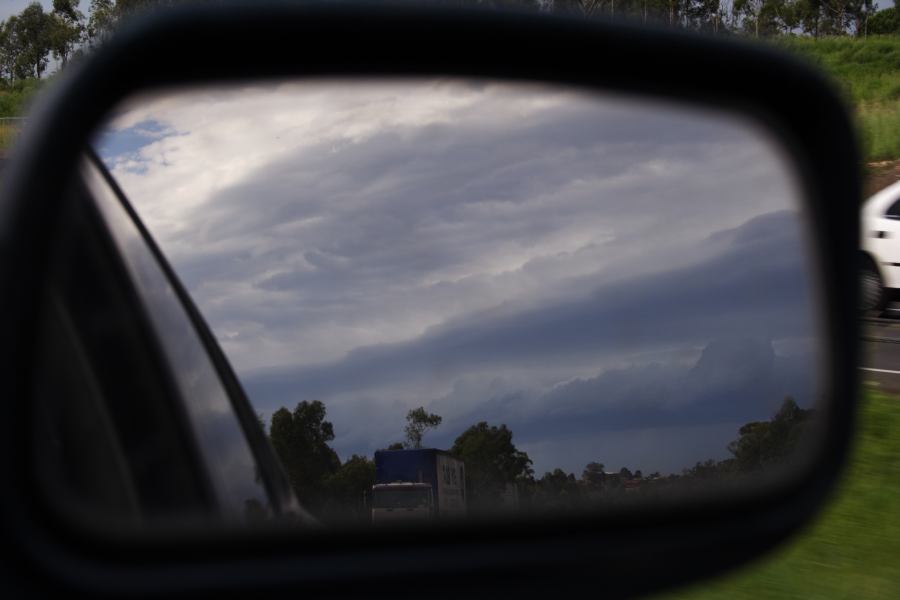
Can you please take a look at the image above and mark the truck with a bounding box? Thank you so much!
[371,449,466,523]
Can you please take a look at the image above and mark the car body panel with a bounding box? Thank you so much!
[861,181,900,289]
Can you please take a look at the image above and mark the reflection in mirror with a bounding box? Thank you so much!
[91,79,822,527]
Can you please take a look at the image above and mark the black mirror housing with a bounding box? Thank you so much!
[0,3,860,597]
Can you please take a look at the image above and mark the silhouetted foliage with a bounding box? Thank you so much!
[727,396,813,471]
[531,468,583,511]
[450,421,533,511]
[868,7,899,34]
[323,454,376,524]
[404,406,442,449]
[581,461,606,487]
[269,400,340,512]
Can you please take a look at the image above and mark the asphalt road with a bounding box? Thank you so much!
[861,306,900,393]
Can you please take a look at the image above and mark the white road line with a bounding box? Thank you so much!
[859,367,900,375]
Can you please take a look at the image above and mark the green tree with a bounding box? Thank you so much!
[0,21,17,83]
[2,4,55,80]
[86,1,203,45]
[868,6,900,34]
[581,461,606,487]
[796,0,824,37]
[682,457,734,479]
[450,422,533,511]
[323,454,376,524]
[404,406,442,449]
[821,0,853,33]
[269,400,340,511]
[86,0,118,45]
[688,0,729,33]
[733,0,777,36]
[727,396,813,472]
[49,0,84,68]
[534,468,582,511]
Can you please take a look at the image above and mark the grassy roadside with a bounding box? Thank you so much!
[0,78,42,117]
[0,79,44,156]
[773,36,900,164]
[659,389,900,599]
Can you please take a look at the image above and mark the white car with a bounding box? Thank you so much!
[861,180,900,313]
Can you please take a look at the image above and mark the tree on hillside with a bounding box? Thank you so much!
[450,422,533,511]
[404,406,442,449]
[269,400,340,510]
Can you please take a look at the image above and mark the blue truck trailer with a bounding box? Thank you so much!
[372,449,466,523]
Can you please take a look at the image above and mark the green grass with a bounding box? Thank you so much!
[0,79,44,153]
[859,106,900,162]
[659,389,900,599]
[0,122,22,150]
[0,78,44,118]
[772,36,900,162]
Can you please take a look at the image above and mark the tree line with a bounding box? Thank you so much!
[550,0,898,38]
[0,1,205,83]
[262,395,813,524]
[0,0,897,86]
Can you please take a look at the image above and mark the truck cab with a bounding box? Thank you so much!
[371,449,466,524]
[371,482,434,523]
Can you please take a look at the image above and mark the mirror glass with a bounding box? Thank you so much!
[86,79,821,527]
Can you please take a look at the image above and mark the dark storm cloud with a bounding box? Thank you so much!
[243,209,814,409]
[414,336,814,475]
[102,82,816,474]
[438,339,812,441]
[315,332,815,475]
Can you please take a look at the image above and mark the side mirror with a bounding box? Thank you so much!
[0,3,860,597]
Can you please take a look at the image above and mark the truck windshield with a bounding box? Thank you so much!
[373,489,431,509]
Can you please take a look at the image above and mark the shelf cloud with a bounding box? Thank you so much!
[97,79,820,475]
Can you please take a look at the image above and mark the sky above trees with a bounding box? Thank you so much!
[95,80,822,476]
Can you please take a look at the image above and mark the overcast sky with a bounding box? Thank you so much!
[96,80,822,477]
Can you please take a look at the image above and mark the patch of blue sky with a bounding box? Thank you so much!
[93,119,181,173]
